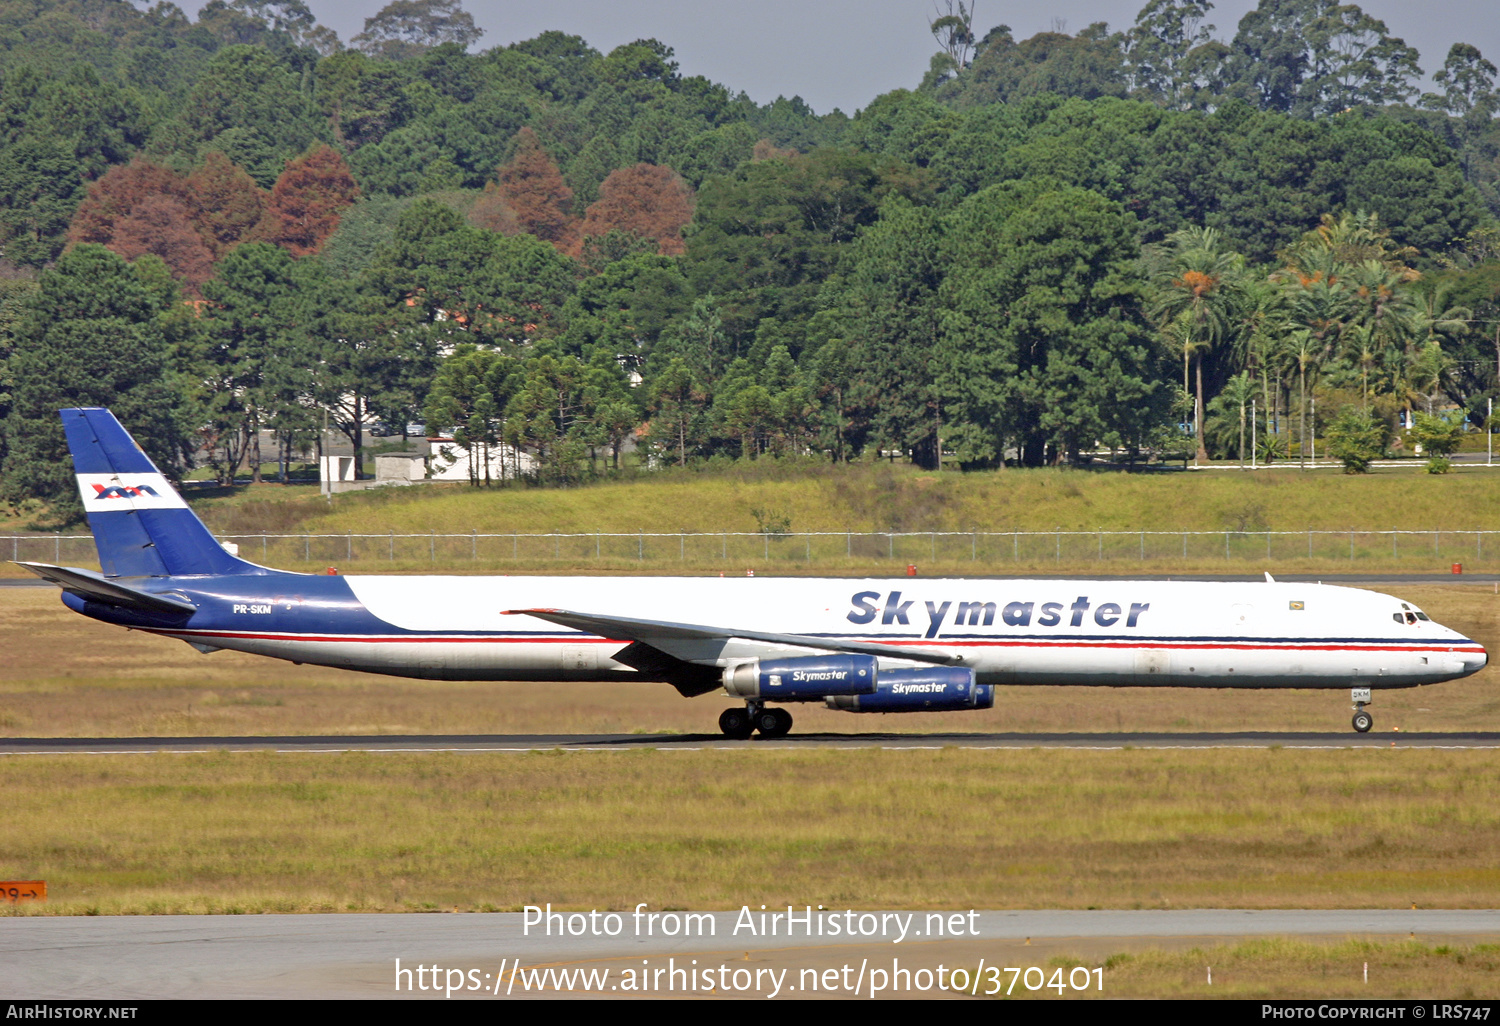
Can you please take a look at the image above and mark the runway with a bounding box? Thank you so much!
[4,730,1500,754]
[7,910,1500,999]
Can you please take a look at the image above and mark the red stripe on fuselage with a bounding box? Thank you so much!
[143,627,1482,655]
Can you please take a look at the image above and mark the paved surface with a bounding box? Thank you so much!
[3,731,1500,754]
[6,911,1498,999]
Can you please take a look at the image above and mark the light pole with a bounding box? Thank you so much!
[1251,398,1257,470]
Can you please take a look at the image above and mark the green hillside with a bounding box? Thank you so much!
[188,462,1500,537]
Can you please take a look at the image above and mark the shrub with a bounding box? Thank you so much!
[1325,406,1387,474]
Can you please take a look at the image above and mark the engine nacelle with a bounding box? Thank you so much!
[825,667,992,713]
[723,655,878,701]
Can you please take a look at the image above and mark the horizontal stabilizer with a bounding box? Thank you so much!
[504,608,960,666]
[13,562,197,615]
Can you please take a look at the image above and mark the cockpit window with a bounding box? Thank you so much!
[1406,613,1417,625]
[1393,614,1404,624]
[1415,611,1430,621]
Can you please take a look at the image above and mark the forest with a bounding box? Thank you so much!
[2,0,1500,517]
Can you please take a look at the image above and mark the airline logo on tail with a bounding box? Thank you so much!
[76,473,188,512]
[92,483,160,500]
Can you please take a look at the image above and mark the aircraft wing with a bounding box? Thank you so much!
[13,562,197,615]
[504,607,961,666]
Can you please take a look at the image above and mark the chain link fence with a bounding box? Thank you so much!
[6,531,1497,570]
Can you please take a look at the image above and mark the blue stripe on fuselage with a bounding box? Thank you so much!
[60,574,422,638]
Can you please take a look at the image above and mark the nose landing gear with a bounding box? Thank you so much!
[718,702,793,739]
[1351,687,1373,733]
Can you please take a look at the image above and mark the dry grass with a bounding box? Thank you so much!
[1,747,1499,915]
[3,459,1486,539]
[3,584,1499,737]
[201,463,1500,536]
[1030,939,1500,999]
[9,460,1500,578]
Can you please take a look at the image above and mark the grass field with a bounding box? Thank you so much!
[1,747,1498,916]
[10,460,1500,539]
[997,940,1500,999]
[9,461,1500,577]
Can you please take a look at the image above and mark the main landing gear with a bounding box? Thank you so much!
[718,703,793,739]
[1351,687,1374,733]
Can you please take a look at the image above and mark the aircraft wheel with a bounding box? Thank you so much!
[753,708,783,738]
[755,708,793,738]
[719,708,753,740]
[1352,710,1373,733]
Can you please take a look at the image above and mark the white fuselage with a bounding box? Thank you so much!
[152,576,1487,691]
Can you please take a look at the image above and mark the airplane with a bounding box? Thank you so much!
[15,407,1490,738]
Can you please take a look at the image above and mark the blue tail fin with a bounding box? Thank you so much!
[63,408,267,578]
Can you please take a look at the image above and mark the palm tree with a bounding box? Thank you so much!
[1283,330,1319,467]
[1205,371,1256,467]
[1342,324,1379,405]
[1150,226,1244,464]
[1396,286,1471,423]
[1232,278,1293,456]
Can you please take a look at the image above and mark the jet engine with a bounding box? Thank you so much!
[722,655,878,701]
[824,667,992,713]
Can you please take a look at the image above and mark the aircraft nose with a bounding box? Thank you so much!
[1465,647,1489,675]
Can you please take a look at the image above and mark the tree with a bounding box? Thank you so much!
[831,200,946,467]
[68,158,190,249]
[0,137,85,268]
[352,0,484,61]
[185,151,269,259]
[1149,226,1245,463]
[110,195,216,292]
[573,164,695,258]
[646,357,703,466]
[1,245,193,519]
[1204,370,1255,464]
[66,152,271,279]
[686,148,928,346]
[1125,0,1220,110]
[580,349,638,471]
[1324,403,1386,472]
[306,271,434,476]
[504,347,590,484]
[561,252,695,370]
[370,199,578,347]
[493,127,576,247]
[253,144,360,256]
[941,184,1163,466]
[1421,44,1500,182]
[199,242,308,483]
[957,24,1130,106]
[1410,410,1463,458]
[927,1,978,88]
[422,343,517,484]
[174,45,322,188]
[1225,0,1421,117]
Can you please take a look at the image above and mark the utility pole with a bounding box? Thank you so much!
[1251,398,1257,470]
